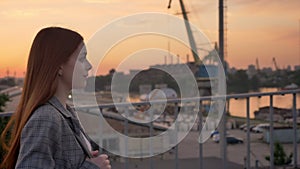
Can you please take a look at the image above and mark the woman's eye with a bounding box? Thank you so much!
[79,58,85,62]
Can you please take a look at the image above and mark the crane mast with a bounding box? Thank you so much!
[167,0,221,97]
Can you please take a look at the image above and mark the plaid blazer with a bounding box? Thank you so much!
[15,96,100,169]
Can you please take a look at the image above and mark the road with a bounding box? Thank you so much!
[174,128,299,168]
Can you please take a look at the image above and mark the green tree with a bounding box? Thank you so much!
[265,142,293,166]
[249,75,260,92]
[227,70,250,93]
[290,69,300,86]
[0,93,10,162]
[0,93,10,112]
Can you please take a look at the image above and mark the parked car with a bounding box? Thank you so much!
[239,123,247,130]
[213,135,243,144]
[226,136,243,144]
[210,130,219,138]
[212,133,220,142]
[239,123,256,132]
[252,123,269,133]
[243,125,256,132]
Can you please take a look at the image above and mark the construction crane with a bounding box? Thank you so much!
[256,58,260,71]
[272,57,280,71]
[167,0,200,64]
[167,0,219,97]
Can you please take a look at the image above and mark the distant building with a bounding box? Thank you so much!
[286,65,291,71]
[227,67,237,74]
[261,67,273,76]
[150,63,192,75]
[294,65,300,71]
[246,64,257,78]
[263,127,300,143]
[254,106,299,122]
[15,77,24,86]
[129,69,140,75]
[139,84,152,95]
[0,85,10,91]
[154,84,167,89]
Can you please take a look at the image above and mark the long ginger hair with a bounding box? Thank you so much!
[0,27,83,169]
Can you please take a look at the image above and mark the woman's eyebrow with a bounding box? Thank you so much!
[80,51,87,56]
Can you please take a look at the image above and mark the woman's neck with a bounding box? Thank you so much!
[54,88,69,109]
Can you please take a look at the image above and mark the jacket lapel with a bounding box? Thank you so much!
[47,97,93,158]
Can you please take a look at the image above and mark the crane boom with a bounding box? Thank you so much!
[256,58,260,71]
[272,57,279,71]
[167,0,200,64]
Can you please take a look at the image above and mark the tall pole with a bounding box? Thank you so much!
[219,0,224,66]
[219,1,227,169]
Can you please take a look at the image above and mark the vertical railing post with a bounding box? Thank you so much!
[174,102,179,169]
[124,107,129,169]
[221,100,227,169]
[292,93,298,168]
[269,95,274,169]
[199,100,203,169]
[98,108,103,155]
[246,97,251,169]
[149,107,154,169]
[255,160,259,169]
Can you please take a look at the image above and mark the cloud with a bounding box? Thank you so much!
[0,8,52,18]
[230,0,300,15]
[274,30,299,42]
[82,0,118,4]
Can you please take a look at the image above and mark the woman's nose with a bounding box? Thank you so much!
[86,60,92,71]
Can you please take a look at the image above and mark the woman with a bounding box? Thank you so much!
[1,27,111,169]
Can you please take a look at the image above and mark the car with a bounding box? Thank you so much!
[239,123,247,130]
[239,123,256,132]
[226,136,243,144]
[252,123,269,133]
[212,133,220,142]
[210,130,219,138]
[213,135,243,144]
[243,125,256,132]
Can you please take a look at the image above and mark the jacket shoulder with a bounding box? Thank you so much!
[31,104,62,119]
[26,104,64,129]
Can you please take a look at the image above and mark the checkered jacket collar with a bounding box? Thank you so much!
[48,96,73,118]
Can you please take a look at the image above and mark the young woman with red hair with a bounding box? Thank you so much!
[1,27,111,169]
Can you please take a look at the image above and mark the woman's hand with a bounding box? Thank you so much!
[88,151,111,169]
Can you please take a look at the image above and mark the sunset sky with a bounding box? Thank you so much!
[0,0,299,77]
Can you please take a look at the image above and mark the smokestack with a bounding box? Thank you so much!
[186,54,189,63]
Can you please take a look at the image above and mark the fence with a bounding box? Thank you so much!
[1,89,299,169]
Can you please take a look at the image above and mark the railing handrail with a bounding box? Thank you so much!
[2,89,300,116]
[75,89,300,109]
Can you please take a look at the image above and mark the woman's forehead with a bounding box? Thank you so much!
[79,43,87,54]
[75,43,86,56]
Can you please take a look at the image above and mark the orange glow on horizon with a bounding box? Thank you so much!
[0,0,299,78]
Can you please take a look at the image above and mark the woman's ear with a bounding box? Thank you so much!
[58,66,63,76]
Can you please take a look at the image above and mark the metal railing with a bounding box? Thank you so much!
[1,89,300,169]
